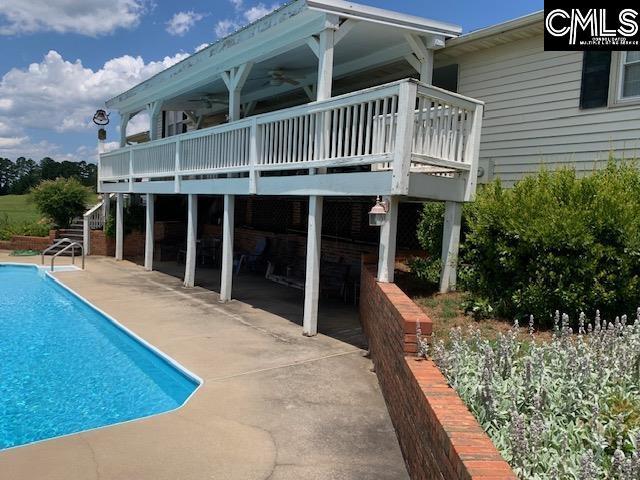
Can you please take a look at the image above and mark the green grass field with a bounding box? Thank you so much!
[0,194,42,223]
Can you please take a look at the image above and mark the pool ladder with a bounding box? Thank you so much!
[41,238,85,272]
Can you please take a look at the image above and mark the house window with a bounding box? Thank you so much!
[164,111,187,137]
[579,51,611,109]
[620,51,640,99]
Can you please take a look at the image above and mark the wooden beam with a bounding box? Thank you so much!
[144,193,154,271]
[220,194,235,302]
[184,194,198,287]
[303,195,323,336]
[404,33,434,82]
[306,36,320,57]
[440,201,462,293]
[115,193,124,261]
[334,19,357,45]
[377,196,398,283]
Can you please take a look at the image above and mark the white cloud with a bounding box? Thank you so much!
[194,43,209,53]
[215,19,239,38]
[166,11,205,36]
[244,4,278,23]
[0,136,27,148]
[0,49,189,161]
[215,1,280,38]
[0,49,188,135]
[0,0,148,36]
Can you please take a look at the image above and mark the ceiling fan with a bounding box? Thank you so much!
[258,69,309,87]
[187,94,228,109]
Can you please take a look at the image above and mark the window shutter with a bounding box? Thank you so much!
[580,51,611,109]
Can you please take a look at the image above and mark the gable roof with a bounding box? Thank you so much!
[106,0,461,111]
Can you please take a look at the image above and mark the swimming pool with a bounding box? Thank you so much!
[0,264,200,450]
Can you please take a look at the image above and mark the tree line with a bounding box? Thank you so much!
[0,157,97,195]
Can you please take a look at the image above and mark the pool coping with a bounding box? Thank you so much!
[0,262,204,452]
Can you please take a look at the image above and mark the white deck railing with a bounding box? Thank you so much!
[99,79,483,196]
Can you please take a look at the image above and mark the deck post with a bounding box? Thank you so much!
[144,193,154,271]
[119,112,132,148]
[184,194,198,288]
[222,62,253,122]
[115,193,124,261]
[220,194,235,302]
[147,101,163,141]
[303,195,323,336]
[377,196,399,283]
[439,201,462,293]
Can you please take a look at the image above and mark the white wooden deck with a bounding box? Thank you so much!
[99,79,483,202]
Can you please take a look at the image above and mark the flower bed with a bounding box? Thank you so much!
[425,312,640,479]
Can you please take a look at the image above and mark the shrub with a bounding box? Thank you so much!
[415,163,640,326]
[424,312,640,479]
[0,213,51,240]
[30,178,92,229]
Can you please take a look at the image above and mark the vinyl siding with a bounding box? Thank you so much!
[446,34,640,186]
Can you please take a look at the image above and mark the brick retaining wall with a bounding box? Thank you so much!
[359,260,516,480]
[0,230,57,251]
[89,229,145,258]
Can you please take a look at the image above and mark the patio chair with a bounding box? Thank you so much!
[234,237,269,275]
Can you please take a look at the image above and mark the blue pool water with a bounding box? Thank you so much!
[0,264,199,450]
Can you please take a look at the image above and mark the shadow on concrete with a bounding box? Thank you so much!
[153,260,367,349]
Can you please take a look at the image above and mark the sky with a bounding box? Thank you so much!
[0,0,542,164]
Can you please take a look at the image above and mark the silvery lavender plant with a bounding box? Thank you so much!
[420,310,640,479]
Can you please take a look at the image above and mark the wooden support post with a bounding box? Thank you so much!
[222,63,253,122]
[147,101,163,141]
[144,193,154,271]
[184,194,198,288]
[377,196,399,283]
[439,201,462,293]
[115,193,124,261]
[405,33,442,84]
[220,194,235,302]
[316,22,336,101]
[119,112,132,148]
[303,195,323,336]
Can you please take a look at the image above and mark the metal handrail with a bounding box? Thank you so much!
[51,242,84,272]
[41,237,72,264]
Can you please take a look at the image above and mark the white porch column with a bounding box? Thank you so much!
[440,201,462,293]
[316,27,335,101]
[115,193,124,261]
[184,194,198,288]
[377,196,399,283]
[119,112,132,148]
[144,193,154,271]
[222,63,253,122]
[220,194,235,302]
[405,33,443,84]
[147,101,163,141]
[303,195,323,336]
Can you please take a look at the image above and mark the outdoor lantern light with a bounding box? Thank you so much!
[92,109,110,126]
[368,196,389,227]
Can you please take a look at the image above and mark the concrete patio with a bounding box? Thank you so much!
[0,252,408,480]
